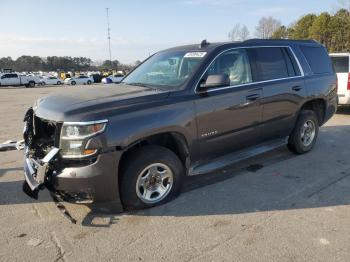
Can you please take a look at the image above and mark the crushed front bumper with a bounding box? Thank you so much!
[24,147,60,191]
[23,148,123,211]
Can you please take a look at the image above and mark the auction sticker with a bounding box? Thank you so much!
[184,52,207,58]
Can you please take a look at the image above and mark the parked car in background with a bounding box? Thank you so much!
[40,76,63,86]
[64,75,94,85]
[102,73,125,84]
[0,73,36,88]
[330,53,350,105]
[22,39,337,211]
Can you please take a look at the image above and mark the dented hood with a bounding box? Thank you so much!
[34,84,169,122]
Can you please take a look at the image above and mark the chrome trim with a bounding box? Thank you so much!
[204,76,304,93]
[194,45,305,94]
[62,119,108,126]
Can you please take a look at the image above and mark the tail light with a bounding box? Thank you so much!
[348,73,350,90]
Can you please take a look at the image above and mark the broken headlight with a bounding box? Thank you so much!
[60,120,108,158]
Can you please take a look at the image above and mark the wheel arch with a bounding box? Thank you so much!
[118,131,190,186]
[300,98,327,126]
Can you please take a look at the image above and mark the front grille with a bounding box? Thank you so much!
[23,108,62,159]
[33,116,61,158]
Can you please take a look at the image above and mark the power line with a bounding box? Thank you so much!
[106,8,112,66]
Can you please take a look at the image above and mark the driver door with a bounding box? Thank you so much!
[194,48,263,161]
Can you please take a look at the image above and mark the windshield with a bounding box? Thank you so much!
[122,50,206,90]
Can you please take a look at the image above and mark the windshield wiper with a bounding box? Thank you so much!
[125,82,150,88]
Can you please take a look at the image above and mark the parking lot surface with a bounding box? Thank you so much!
[1,84,350,262]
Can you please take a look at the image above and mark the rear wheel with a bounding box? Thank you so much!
[57,81,61,85]
[288,110,319,154]
[120,146,184,210]
[28,81,35,88]
[87,80,92,85]
[71,81,76,86]
[42,82,46,86]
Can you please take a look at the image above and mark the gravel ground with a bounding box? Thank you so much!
[0,84,350,262]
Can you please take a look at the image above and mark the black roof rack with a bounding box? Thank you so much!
[243,38,319,44]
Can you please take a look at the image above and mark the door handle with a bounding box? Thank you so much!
[292,85,302,91]
[246,94,260,101]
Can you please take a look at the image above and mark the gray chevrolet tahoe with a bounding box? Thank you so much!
[22,39,337,211]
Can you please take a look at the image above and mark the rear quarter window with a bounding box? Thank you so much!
[300,46,333,74]
[331,56,349,73]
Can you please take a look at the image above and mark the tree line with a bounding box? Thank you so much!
[0,55,138,72]
[228,3,350,53]
[271,9,350,52]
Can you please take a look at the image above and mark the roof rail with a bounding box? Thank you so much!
[243,38,319,44]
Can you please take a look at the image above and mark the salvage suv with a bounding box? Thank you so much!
[22,39,337,211]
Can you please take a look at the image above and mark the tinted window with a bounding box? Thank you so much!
[300,46,333,74]
[204,48,252,87]
[248,47,289,82]
[331,56,349,73]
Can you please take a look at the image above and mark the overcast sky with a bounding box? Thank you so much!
[0,0,340,63]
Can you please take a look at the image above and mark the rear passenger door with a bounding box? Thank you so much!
[247,47,306,140]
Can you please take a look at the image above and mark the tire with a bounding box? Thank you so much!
[71,81,76,86]
[28,81,35,88]
[42,82,46,86]
[57,81,61,85]
[120,145,184,210]
[87,80,92,85]
[288,110,319,154]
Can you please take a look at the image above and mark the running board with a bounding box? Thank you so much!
[189,137,288,176]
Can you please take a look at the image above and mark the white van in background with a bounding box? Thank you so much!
[330,53,350,105]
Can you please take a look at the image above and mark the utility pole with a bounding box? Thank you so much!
[106,8,112,68]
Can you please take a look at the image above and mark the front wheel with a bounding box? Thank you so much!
[71,81,76,86]
[120,146,184,210]
[288,110,319,154]
[87,80,92,85]
[57,81,61,85]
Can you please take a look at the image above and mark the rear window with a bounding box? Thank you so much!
[248,47,291,82]
[300,46,333,74]
[331,56,349,73]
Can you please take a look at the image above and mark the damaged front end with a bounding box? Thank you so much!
[22,108,61,199]
[21,107,123,212]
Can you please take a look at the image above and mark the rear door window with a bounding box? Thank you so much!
[300,46,333,74]
[331,56,349,73]
[248,47,290,82]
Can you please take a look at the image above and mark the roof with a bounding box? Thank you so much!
[161,39,321,53]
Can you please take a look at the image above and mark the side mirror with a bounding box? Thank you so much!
[198,74,230,93]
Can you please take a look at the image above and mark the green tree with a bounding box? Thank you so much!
[290,14,317,39]
[271,26,288,39]
[309,12,332,49]
[329,9,350,52]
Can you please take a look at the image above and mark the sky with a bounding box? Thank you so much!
[0,0,342,64]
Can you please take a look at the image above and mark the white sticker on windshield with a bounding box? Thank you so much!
[184,52,207,58]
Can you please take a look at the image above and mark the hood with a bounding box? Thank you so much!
[34,84,169,122]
